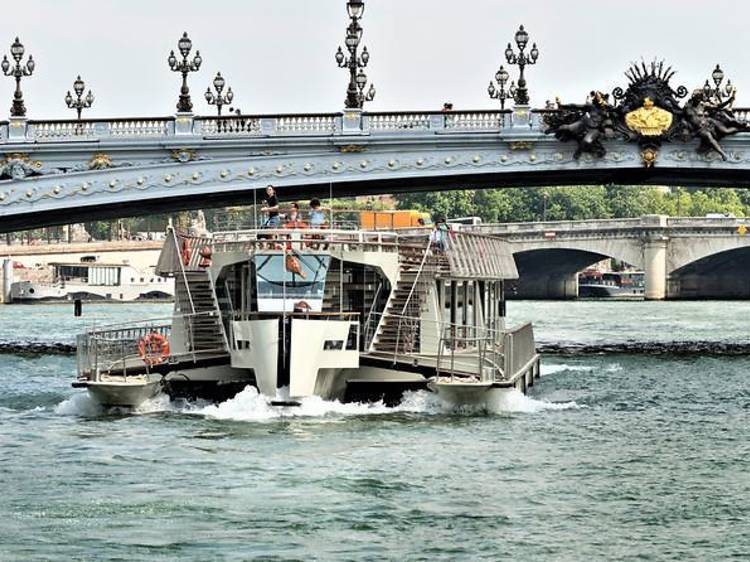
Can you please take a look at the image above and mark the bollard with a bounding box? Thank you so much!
[74,298,82,317]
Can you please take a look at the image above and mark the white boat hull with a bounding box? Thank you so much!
[81,377,162,408]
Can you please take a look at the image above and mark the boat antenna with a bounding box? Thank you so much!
[253,188,258,229]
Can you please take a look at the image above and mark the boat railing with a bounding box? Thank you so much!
[76,311,225,380]
[502,321,538,382]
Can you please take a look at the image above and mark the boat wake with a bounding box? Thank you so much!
[54,385,579,420]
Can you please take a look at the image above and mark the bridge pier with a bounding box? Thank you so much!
[1,258,12,304]
[644,237,668,300]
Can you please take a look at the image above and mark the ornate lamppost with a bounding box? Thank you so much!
[65,75,94,120]
[703,64,734,103]
[168,32,202,113]
[335,0,375,109]
[488,64,516,109]
[1,37,35,117]
[205,72,233,116]
[504,25,539,106]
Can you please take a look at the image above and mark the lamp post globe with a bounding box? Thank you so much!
[347,0,365,18]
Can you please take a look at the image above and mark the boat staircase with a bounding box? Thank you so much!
[369,243,440,358]
[175,270,229,355]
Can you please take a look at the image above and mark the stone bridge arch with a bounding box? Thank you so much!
[508,238,644,299]
[668,245,750,299]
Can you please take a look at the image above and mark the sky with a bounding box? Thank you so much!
[2,0,750,119]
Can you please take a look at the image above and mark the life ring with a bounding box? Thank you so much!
[138,332,170,366]
[181,238,192,266]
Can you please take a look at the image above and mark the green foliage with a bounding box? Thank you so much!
[398,185,750,222]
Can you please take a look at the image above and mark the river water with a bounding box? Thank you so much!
[0,301,748,561]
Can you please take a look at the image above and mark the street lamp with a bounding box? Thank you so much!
[504,25,539,106]
[65,75,94,120]
[335,0,375,109]
[205,72,233,116]
[488,64,516,109]
[1,37,35,117]
[168,32,202,113]
[703,64,734,103]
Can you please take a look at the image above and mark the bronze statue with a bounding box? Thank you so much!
[682,89,748,160]
[544,91,616,159]
[544,61,749,163]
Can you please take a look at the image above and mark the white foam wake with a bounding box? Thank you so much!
[54,392,104,416]
[487,389,581,413]
[54,386,579,420]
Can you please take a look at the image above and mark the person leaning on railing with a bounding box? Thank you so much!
[260,185,280,228]
[284,202,307,229]
[309,198,329,229]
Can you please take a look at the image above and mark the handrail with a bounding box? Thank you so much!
[363,281,384,351]
[393,242,433,361]
[171,228,197,362]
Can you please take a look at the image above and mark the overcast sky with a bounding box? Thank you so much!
[3,0,750,119]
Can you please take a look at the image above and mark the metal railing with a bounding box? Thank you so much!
[76,311,225,381]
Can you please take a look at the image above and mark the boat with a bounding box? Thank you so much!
[578,270,645,299]
[73,218,540,409]
[10,259,174,303]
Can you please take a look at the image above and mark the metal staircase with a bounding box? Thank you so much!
[175,270,228,354]
[370,243,437,356]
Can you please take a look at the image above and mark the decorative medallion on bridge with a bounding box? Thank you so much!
[171,148,196,163]
[87,153,113,170]
[0,153,43,180]
[544,60,750,165]
[624,98,672,137]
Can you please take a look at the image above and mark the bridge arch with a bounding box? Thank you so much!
[668,246,750,299]
[509,241,643,299]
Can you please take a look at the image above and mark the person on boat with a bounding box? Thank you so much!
[431,216,451,252]
[260,185,280,228]
[284,203,307,229]
[309,198,329,229]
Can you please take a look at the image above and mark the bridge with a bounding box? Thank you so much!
[0,11,749,233]
[465,215,750,299]
[3,106,750,233]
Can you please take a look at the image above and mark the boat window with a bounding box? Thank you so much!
[323,340,344,350]
[254,253,330,312]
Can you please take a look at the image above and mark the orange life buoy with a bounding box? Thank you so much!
[181,238,192,266]
[138,332,170,366]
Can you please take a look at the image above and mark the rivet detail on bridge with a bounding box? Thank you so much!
[247,168,255,176]
[81,182,89,191]
[500,154,508,162]
[332,162,340,170]
[529,154,537,162]
[416,158,424,166]
[0,193,5,201]
[26,190,33,198]
[192,172,200,180]
[220,170,229,178]
[304,163,312,171]
[472,155,481,163]
[388,160,397,168]
[164,174,173,183]
[109,179,117,188]
[136,177,145,186]
[444,157,452,164]
[275,166,283,174]
[53,186,61,194]
[360,160,368,168]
